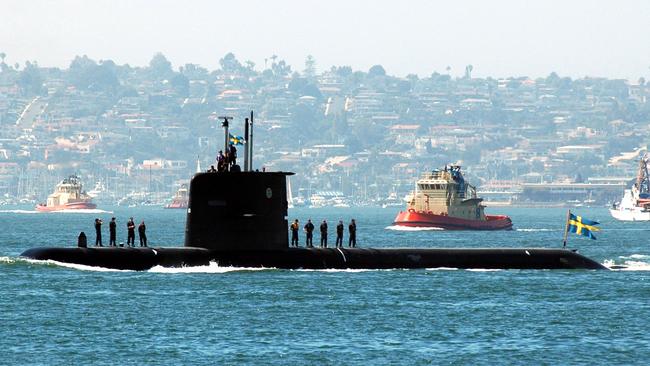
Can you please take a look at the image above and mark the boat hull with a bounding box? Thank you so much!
[609,208,650,221]
[164,202,188,209]
[20,246,606,271]
[394,210,512,230]
[35,202,97,212]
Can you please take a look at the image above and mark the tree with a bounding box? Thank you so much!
[148,53,173,79]
[368,64,386,77]
[290,102,319,139]
[170,73,190,97]
[546,72,561,86]
[17,61,44,96]
[464,64,473,79]
[0,52,8,72]
[68,55,118,92]
[271,59,291,78]
[304,55,316,78]
[181,63,208,79]
[334,66,352,78]
[92,61,119,92]
[219,52,243,74]
[289,77,322,99]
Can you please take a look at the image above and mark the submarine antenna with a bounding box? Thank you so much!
[243,117,249,172]
[249,111,254,171]
[562,209,571,248]
[219,116,233,171]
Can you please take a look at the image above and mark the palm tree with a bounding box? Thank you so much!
[465,64,473,79]
[0,52,6,64]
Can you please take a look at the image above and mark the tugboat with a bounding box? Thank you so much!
[610,155,650,221]
[35,175,97,212]
[393,165,512,230]
[164,184,189,209]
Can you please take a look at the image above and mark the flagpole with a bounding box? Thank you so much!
[562,209,571,248]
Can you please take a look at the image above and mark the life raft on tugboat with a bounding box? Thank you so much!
[393,165,513,230]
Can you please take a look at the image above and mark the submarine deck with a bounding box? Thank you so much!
[21,246,607,271]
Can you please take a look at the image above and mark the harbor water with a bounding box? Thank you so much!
[2,206,650,365]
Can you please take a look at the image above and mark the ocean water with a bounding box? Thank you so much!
[2,205,650,365]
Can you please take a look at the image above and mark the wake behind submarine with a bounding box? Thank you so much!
[21,114,607,271]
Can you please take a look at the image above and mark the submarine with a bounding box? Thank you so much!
[21,113,607,271]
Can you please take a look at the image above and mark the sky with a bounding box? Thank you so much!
[1,0,649,80]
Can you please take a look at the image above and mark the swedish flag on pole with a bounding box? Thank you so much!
[229,134,244,145]
[563,210,600,247]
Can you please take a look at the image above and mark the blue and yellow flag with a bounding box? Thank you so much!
[229,134,244,145]
[567,213,600,240]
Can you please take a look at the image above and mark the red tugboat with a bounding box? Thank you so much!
[164,184,189,209]
[36,175,97,212]
[393,166,512,230]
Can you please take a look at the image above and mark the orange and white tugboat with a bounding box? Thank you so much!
[393,165,513,230]
[36,175,97,212]
[164,183,189,209]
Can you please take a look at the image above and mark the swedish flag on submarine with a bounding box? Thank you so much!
[229,134,244,145]
[567,212,600,240]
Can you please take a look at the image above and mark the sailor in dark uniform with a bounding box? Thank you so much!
[217,151,225,172]
[336,220,344,248]
[348,219,357,248]
[138,221,147,247]
[109,217,117,246]
[127,217,136,247]
[94,218,103,246]
[320,220,328,248]
[229,143,237,167]
[290,219,300,247]
[304,219,314,248]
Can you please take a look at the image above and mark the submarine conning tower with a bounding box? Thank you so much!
[184,171,293,250]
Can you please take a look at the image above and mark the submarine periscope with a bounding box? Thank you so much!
[20,113,607,271]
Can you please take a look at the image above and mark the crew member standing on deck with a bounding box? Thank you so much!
[336,220,344,248]
[138,221,147,247]
[94,218,103,246]
[348,219,357,248]
[320,220,328,248]
[304,219,314,248]
[290,219,300,247]
[127,217,136,247]
[217,151,225,172]
[109,217,117,246]
[229,143,237,167]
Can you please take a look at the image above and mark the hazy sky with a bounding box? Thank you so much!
[2,0,649,79]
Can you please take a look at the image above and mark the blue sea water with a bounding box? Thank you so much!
[2,205,650,365]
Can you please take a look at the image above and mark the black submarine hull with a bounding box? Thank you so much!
[21,246,607,271]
